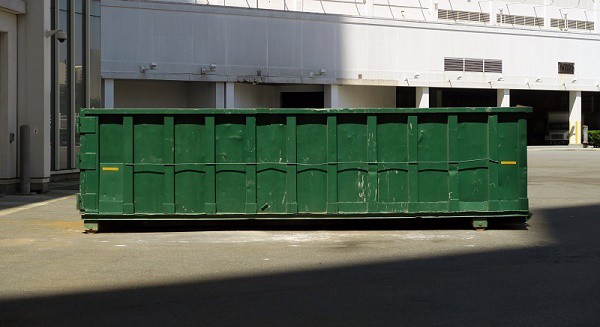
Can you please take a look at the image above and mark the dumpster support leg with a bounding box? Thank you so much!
[472,218,488,231]
[84,221,100,234]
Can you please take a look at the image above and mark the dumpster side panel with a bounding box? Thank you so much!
[457,114,489,211]
[174,116,207,214]
[376,115,408,212]
[215,116,246,213]
[296,115,328,213]
[256,115,287,213]
[133,116,165,213]
[498,114,520,210]
[417,114,449,212]
[98,116,124,214]
[337,115,368,213]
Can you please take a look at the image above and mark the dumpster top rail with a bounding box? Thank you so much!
[81,107,533,115]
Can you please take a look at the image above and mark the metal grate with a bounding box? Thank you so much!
[558,62,574,74]
[465,59,484,72]
[444,58,502,73]
[444,58,464,72]
[550,18,594,31]
[484,59,503,73]
[438,9,490,23]
[497,14,544,27]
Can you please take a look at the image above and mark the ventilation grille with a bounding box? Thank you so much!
[484,59,503,73]
[550,18,594,30]
[465,59,484,72]
[444,58,464,72]
[497,14,543,27]
[444,58,502,73]
[558,62,575,74]
[438,9,490,23]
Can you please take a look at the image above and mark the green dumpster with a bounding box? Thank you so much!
[77,107,531,231]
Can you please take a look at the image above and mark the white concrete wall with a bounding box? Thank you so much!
[149,0,597,25]
[115,80,192,108]
[325,85,396,108]
[0,9,18,190]
[232,84,279,108]
[102,1,600,92]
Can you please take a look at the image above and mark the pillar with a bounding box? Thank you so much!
[416,87,429,108]
[225,82,235,108]
[17,0,51,192]
[497,89,510,107]
[215,82,225,108]
[324,85,340,108]
[103,79,114,108]
[569,91,582,145]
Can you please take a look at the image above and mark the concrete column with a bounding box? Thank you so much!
[497,89,510,107]
[215,82,225,108]
[17,0,51,192]
[324,85,340,108]
[225,82,235,108]
[416,87,429,108]
[569,91,582,145]
[103,79,114,108]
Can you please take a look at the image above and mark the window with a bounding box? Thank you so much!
[558,62,575,75]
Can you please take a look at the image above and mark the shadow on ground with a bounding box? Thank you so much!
[1,204,599,325]
[0,181,79,211]
[96,218,528,233]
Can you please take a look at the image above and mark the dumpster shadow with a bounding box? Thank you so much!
[2,204,598,325]
[98,218,528,234]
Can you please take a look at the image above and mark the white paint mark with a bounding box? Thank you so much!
[114,244,127,247]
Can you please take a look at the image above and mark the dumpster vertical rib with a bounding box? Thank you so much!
[367,115,378,213]
[488,114,499,211]
[448,114,459,211]
[408,115,419,210]
[123,116,134,214]
[286,116,298,213]
[327,115,338,213]
[246,116,257,213]
[205,116,216,214]
[164,116,175,214]
[518,115,528,210]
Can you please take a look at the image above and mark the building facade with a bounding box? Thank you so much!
[0,0,599,194]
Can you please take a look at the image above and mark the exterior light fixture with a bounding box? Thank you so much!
[45,29,67,43]
[572,79,577,83]
[457,75,463,80]
[140,62,158,73]
[200,64,217,75]
[536,77,542,82]
[414,73,421,79]
[497,77,504,81]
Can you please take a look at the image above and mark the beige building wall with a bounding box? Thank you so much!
[0,3,22,194]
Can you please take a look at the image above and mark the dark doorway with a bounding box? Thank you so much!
[280,92,324,108]
[511,90,569,145]
[430,88,496,107]
[396,87,416,107]
[582,92,600,131]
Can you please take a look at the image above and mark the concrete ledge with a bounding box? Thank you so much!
[0,0,26,14]
[528,146,600,151]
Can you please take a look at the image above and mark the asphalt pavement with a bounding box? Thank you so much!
[0,149,599,326]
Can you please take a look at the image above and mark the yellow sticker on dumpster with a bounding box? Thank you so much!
[102,167,119,171]
[501,161,517,165]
